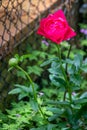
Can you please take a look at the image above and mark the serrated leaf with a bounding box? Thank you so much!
[17,70,26,79]
[27,66,43,76]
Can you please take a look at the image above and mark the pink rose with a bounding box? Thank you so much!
[37,10,76,44]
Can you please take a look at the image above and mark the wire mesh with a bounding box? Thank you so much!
[0,0,62,59]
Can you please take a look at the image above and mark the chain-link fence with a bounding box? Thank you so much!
[0,0,80,110]
[0,0,62,59]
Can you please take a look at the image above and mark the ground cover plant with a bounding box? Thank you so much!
[0,9,87,130]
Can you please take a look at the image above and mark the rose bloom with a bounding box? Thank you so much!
[37,10,76,44]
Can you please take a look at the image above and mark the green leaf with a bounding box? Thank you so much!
[14,54,20,62]
[73,98,87,104]
[8,88,21,95]
[81,39,87,46]
[47,107,63,114]
[30,99,38,111]
[48,114,59,121]
[41,57,59,67]
[51,60,60,68]
[14,84,30,93]
[18,93,28,100]
[81,64,87,73]
[49,74,60,87]
[47,100,69,106]
[30,126,46,130]
[61,128,69,130]
[27,66,43,76]
[20,54,31,61]
[61,41,69,48]
[55,77,66,87]
[9,84,33,100]
[17,70,27,79]
[47,124,57,130]
[8,67,14,72]
[64,59,73,65]
[73,54,83,70]
[39,52,47,59]
[70,74,82,86]
[68,65,76,75]
[71,104,81,109]
[79,23,87,28]
[48,67,62,75]
[48,62,62,75]
[49,74,66,89]
[80,92,87,99]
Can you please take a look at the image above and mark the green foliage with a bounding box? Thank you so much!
[0,100,55,130]
[27,65,43,76]
[8,84,38,100]
[1,29,87,130]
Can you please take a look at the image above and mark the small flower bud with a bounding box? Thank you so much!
[9,58,18,67]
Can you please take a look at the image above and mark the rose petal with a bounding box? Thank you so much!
[37,9,76,44]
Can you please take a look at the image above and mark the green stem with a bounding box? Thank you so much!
[65,44,72,73]
[56,45,72,103]
[16,65,37,101]
[63,44,71,101]
[64,44,72,101]
[16,65,46,120]
[60,63,72,103]
[56,44,61,59]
